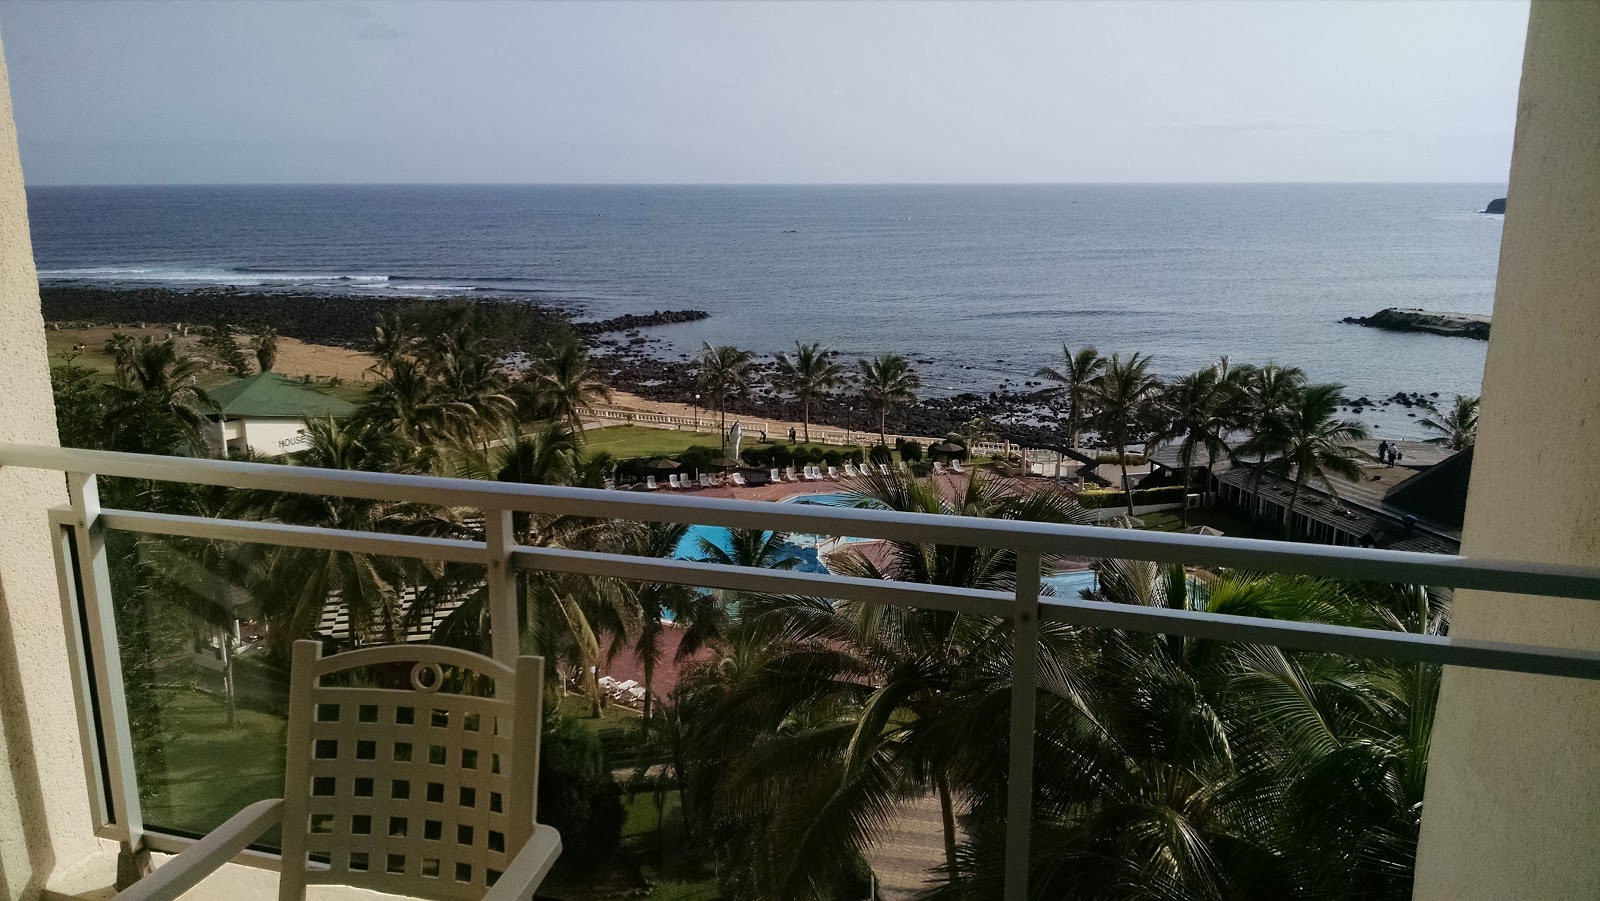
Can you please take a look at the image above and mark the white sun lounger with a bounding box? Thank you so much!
[826,466,840,479]
[801,465,815,481]
[898,461,910,473]
[627,686,648,703]
[951,460,965,474]
[932,462,946,475]
[842,463,858,477]
[731,472,748,487]
[598,675,619,690]
[646,475,659,489]
[878,463,892,476]
[667,474,681,489]
[785,466,799,482]
[770,468,782,483]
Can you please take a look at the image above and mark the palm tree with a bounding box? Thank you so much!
[675,474,1089,896]
[249,327,279,373]
[1417,394,1479,450]
[368,312,414,375]
[695,343,758,452]
[1156,367,1237,525]
[1091,352,1165,515]
[433,342,517,448]
[696,528,804,572]
[774,341,847,443]
[101,337,215,456]
[523,341,612,436]
[257,417,432,649]
[1238,383,1371,539]
[104,332,138,382]
[1242,363,1308,435]
[619,522,725,722]
[857,353,920,445]
[358,357,471,451]
[933,570,1442,901]
[1035,345,1105,450]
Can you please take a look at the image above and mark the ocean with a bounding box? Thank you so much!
[25,183,1503,439]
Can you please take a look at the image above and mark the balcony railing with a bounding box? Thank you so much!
[6,442,1600,900]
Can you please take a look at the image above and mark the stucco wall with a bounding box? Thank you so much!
[0,33,100,901]
[1413,1,1600,897]
[238,417,310,458]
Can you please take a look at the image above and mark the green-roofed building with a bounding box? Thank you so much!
[204,372,359,458]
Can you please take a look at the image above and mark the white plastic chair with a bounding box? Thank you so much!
[932,462,947,475]
[784,467,798,482]
[826,466,840,479]
[646,475,658,490]
[770,468,782,483]
[119,640,560,901]
[951,460,966,474]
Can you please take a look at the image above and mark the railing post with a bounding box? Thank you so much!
[1005,551,1041,901]
[485,508,520,664]
[66,472,145,848]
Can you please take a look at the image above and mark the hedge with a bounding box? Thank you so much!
[1076,485,1188,510]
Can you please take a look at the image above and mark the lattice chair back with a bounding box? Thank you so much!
[278,640,544,901]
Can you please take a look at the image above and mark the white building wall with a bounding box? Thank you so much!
[237,417,310,458]
[0,35,102,901]
[1413,2,1600,897]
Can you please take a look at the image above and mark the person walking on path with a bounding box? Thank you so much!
[1377,440,1390,466]
[789,427,797,444]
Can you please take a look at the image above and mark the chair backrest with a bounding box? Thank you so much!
[278,640,545,901]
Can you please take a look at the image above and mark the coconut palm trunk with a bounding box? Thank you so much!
[936,771,960,876]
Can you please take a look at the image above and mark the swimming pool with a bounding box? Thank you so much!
[1043,569,1099,598]
[672,491,877,573]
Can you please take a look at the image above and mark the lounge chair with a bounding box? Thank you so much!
[878,463,892,476]
[826,466,840,479]
[700,473,714,488]
[951,460,965,474]
[598,675,619,691]
[771,468,782,483]
[898,461,909,473]
[667,474,681,489]
[785,466,799,482]
[646,475,659,490]
[611,679,639,699]
[604,478,616,490]
[801,465,815,481]
[843,463,858,477]
[731,472,748,487]
[627,686,648,704]
[932,462,946,475]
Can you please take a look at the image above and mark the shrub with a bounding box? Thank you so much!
[846,448,865,464]
[869,443,894,465]
[538,714,624,872]
[1076,485,1188,509]
[822,450,844,466]
[677,445,721,475]
[910,461,933,477]
[897,438,924,462]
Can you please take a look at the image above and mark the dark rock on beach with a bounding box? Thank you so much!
[1342,307,1490,341]
[573,309,709,337]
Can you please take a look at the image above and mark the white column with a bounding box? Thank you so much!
[1414,2,1600,897]
[0,33,102,900]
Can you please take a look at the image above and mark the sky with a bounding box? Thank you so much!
[0,0,1530,185]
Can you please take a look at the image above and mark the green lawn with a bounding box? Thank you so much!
[1138,507,1282,541]
[139,689,288,838]
[622,791,723,901]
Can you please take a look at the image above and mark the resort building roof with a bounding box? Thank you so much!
[204,372,358,420]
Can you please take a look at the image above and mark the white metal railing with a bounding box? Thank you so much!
[7,442,1600,900]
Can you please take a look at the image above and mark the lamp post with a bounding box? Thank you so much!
[693,394,701,432]
[847,406,854,443]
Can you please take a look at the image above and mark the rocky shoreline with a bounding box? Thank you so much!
[40,286,1450,449]
[1342,307,1490,341]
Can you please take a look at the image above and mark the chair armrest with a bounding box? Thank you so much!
[481,825,562,901]
[118,799,284,901]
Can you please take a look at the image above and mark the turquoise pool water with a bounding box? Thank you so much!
[1043,569,1099,598]
[673,491,874,573]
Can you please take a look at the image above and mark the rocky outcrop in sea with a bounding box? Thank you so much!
[1342,308,1490,340]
